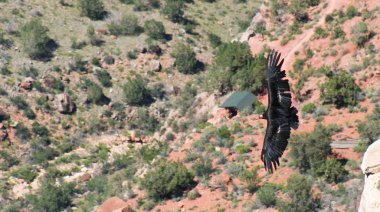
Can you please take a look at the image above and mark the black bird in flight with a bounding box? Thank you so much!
[259,50,299,173]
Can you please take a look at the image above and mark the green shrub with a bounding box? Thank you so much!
[282,174,316,212]
[123,75,151,105]
[208,33,222,48]
[10,96,29,109]
[77,0,105,20]
[0,150,20,171]
[241,166,260,193]
[129,108,159,135]
[357,107,380,145]
[187,189,201,200]
[208,42,266,94]
[191,157,213,180]
[29,179,76,211]
[317,158,347,183]
[302,103,316,114]
[144,20,166,40]
[346,5,359,18]
[351,22,370,46]
[236,144,251,154]
[15,123,31,142]
[257,184,277,207]
[289,0,308,22]
[20,19,53,59]
[172,43,198,74]
[289,124,334,175]
[320,71,360,107]
[87,83,108,105]
[174,83,197,115]
[141,159,195,200]
[161,0,185,22]
[313,27,328,39]
[95,69,112,87]
[11,165,38,183]
[331,25,345,40]
[24,108,36,120]
[216,125,231,140]
[108,14,140,36]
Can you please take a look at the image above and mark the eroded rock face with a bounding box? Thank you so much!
[359,139,380,212]
[55,93,75,114]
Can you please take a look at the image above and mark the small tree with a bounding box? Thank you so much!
[141,159,195,200]
[144,20,166,40]
[123,75,151,105]
[20,19,52,59]
[207,33,222,48]
[77,0,105,20]
[351,22,370,47]
[172,43,198,74]
[161,0,185,22]
[320,71,360,107]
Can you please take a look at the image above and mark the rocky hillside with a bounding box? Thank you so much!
[0,0,379,211]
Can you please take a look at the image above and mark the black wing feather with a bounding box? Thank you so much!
[261,50,299,173]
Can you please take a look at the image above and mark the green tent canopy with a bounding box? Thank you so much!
[221,91,256,111]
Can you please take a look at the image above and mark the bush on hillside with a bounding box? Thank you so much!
[87,83,109,105]
[351,22,370,47]
[141,159,195,200]
[123,75,151,105]
[161,0,185,23]
[129,108,159,135]
[20,19,53,60]
[144,20,166,40]
[208,33,222,48]
[317,158,347,183]
[257,184,277,207]
[29,178,76,211]
[108,14,140,36]
[77,0,105,20]
[289,124,334,175]
[320,71,360,107]
[95,69,112,87]
[357,107,380,145]
[346,5,359,19]
[172,43,198,74]
[281,174,317,211]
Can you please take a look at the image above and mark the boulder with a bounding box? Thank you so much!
[0,130,8,141]
[20,77,34,90]
[55,93,75,114]
[359,139,380,212]
[145,60,161,72]
[79,173,92,182]
[98,197,131,212]
[235,12,264,43]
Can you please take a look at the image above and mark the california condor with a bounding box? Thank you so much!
[259,50,299,173]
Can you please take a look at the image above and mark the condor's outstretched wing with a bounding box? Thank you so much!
[261,50,298,173]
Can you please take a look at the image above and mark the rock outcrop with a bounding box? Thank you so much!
[55,93,76,114]
[359,139,380,212]
[234,12,264,43]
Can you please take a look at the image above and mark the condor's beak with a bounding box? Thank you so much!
[259,115,264,119]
